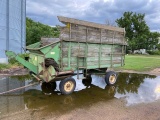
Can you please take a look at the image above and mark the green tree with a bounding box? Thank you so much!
[116,12,150,52]
[26,17,60,45]
[147,32,160,50]
[157,44,160,51]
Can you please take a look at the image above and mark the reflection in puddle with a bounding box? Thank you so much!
[115,74,160,106]
[0,73,159,116]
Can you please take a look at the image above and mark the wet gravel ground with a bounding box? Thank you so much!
[1,98,160,120]
[0,72,160,120]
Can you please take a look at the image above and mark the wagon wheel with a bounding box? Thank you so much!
[45,58,60,72]
[41,82,57,93]
[59,77,76,95]
[105,71,117,85]
[82,75,92,87]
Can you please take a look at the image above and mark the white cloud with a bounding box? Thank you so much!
[26,0,160,32]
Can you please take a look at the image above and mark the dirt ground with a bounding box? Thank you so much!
[1,98,160,120]
[117,68,160,76]
[0,68,160,120]
[149,68,160,76]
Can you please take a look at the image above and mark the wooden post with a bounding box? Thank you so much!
[99,29,102,68]
[68,23,71,68]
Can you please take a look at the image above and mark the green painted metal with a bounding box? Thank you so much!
[45,43,60,64]
[5,51,38,74]
[29,53,45,75]
[5,51,16,58]
[27,42,41,49]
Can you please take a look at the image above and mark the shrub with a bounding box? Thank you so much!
[0,63,11,70]
[147,50,160,55]
[157,44,160,51]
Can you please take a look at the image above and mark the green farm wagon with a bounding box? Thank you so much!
[6,16,127,95]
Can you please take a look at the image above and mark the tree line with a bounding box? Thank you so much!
[116,11,160,52]
[26,17,60,46]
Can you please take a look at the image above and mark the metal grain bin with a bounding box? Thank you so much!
[0,0,26,63]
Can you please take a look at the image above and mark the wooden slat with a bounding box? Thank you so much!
[60,25,127,45]
[41,38,60,46]
[58,16,125,33]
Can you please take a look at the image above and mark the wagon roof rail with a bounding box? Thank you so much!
[57,16,125,33]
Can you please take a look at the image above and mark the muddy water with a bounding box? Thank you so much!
[0,73,160,117]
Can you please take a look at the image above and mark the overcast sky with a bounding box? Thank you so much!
[26,0,160,32]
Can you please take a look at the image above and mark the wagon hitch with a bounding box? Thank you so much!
[0,74,42,95]
[30,73,42,82]
[0,82,39,95]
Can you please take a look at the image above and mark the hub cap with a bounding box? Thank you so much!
[109,74,116,84]
[64,81,74,92]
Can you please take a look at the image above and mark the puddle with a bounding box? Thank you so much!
[115,73,160,106]
[0,73,159,116]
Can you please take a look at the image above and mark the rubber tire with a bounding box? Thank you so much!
[45,58,60,72]
[82,76,92,86]
[59,77,76,95]
[41,82,57,93]
[83,70,87,77]
[105,71,117,86]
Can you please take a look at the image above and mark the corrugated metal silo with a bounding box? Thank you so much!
[0,0,26,63]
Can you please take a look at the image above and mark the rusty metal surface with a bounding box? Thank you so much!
[57,71,74,76]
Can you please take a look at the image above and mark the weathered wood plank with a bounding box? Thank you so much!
[40,38,60,46]
[59,19,127,45]
[61,40,125,70]
[58,16,125,32]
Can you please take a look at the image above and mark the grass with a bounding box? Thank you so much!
[0,53,28,71]
[0,63,21,71]
[118,55,160,71]
[0,63,11,70]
